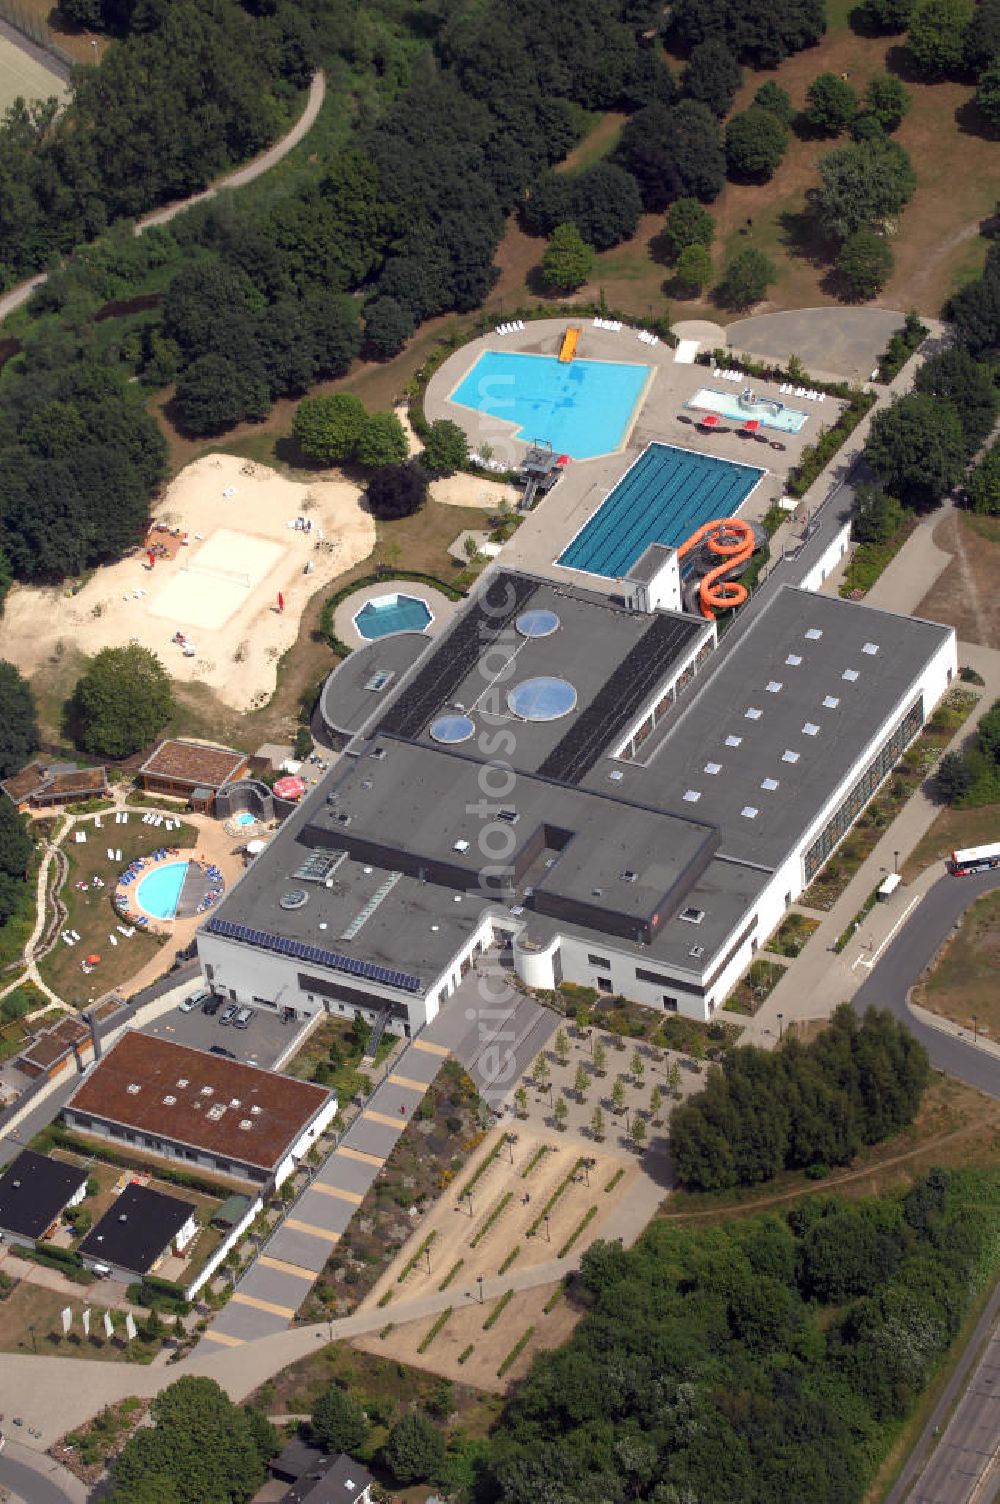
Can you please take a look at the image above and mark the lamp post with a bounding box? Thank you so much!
[894,850,900,875]
[465,1190,474,1219]
[544,1213,550,1244]
[506,1133,515,1165]
[424,1245,432,1276]
[777,1013,784,1041]
[477,1274,484,1304]
[973,1015,978,1044]
[28,1324,37,1354]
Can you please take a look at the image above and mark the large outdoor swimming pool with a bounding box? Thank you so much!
[136,861,189,920]
[354,593,433,640]
[558,443,764,579]
[448,351,651,460]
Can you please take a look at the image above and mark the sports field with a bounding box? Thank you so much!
[0,30,67,114]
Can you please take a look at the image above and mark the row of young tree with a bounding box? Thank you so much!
[480,1165,1000,1503]
[670,1005,929,1190]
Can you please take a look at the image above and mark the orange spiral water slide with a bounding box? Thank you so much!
[677,517,756,620]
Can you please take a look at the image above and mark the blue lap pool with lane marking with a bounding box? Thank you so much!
[557,443,764,579]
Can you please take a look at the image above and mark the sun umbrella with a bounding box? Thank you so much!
[274,775,306,801]
[86,954,101,965]
[742,419,760,433]
[699,414,720,429]
[556,454,570,466]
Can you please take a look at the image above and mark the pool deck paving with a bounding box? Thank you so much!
[333,580,457,649]
[427,318,827,592]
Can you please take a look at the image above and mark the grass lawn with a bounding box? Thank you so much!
[0,1282,138,1360]
[915,887,1000,1041]
[662,1073,1000,1223]
[36,817,198,1005]
[556,111,626,174]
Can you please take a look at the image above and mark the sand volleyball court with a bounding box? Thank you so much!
[0,454,376,712]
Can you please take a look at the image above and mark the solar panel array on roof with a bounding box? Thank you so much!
[538,614,703,784]
[203,916,422,993]
[377,572,535,740]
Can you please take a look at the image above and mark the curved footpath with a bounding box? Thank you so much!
[0,70,326,325]
[852,868,1000,1099]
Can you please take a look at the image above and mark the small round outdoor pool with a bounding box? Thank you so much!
[136,861,189,920]
[354,593,432,640]
[233,812,255,828]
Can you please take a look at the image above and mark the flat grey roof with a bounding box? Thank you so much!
[205,572,952,992]
[616,586,951,869]
[320,634,432,737]
[626,542,674,585]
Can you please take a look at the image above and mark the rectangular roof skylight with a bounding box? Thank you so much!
[862,642,879,655]
[785,654,802,666]
[823,694,839,709]
[745,707,762,720]
[782,749,800,763]
[803,722,820,736]
[683,789,701,802]
[805,628,823,640]
[725,734,742,747]
[741,805,759,819]
[766,680,783,694]
[843,668,859,682]
[761,777,779,791]
[704,761,722,775]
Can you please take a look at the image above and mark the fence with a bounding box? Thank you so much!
[0,0,74,75]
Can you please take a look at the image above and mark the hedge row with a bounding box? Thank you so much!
[34,1125,232,1199]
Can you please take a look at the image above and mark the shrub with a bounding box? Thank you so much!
[715,247,776,309]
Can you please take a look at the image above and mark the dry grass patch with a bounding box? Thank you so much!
[915,887,1000,1041]
[915,511,1000,651]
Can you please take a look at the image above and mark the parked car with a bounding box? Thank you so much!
[218,1004,239,1026]
[210,1044,236,1059]
[202,995,222,1016]
[179,989,209,1013]
[233,1006,254,1029]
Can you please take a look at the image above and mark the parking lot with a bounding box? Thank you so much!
[142,993,304,1069]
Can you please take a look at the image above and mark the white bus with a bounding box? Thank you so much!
[950,842,1000,876]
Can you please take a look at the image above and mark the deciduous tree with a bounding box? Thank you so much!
[540,223,594,291]
[865,392,967,509]
[0,662,39,780]
[715,246,776,309]
[72,645,173,759]
[725,106,791,181]
[365,461,428,521]
[837,227,894,298]
[311,1383,369,1455]
[682,40,743,117]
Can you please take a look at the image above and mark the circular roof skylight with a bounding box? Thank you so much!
[507,676,577,722]
[429,713,476,744]
[279,889,309,911]
[516,609,560,639]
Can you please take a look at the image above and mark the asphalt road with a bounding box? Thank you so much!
[853,868,1000,1099]
[0,1453,78,1504]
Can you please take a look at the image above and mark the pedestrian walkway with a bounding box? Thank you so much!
[199,1034,436,1346]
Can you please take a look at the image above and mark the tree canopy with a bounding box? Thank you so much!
[805,72,859,134]
[682,40,743,117]
[715,246,776,309]
[662,196,715,257]
[865,72,911,130]
[865,392,968,509]
[72,645,174,759]
[540,223,595,291]
[968,441,1000,514]
[366,461,429,521]
[667,0,826,66]
[837,227,895,298]
[383,1411,446,1486]
[615,99,725,209]
[725,107,791,181]
[107,1378,276,1504]
[421,420,469,476]
[914,346,1000,454]
[293,394,368,466]
[907,0,974,75]
[0,662,39,780]
[310,1382,369,1456]
[671,1006,929,1190]
[851,482,904,542]
[0,798,33,927]
[810,138,917,240]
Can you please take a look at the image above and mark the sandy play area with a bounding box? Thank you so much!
[0,455,375,712]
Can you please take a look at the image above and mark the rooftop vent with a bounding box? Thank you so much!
[782,749,800,764]
[127,1083,141,1095]
[238,1119,253,1131]
[823,694,839,709]
[609,769,624,782]
[497,808,519,825]
[336,813,352,825]
[741,805,759,819]
[371,746,386,759]
[279,889,309,911]
[842,668,859,682]
[200,1086,213,1096]
[230,1098,241,1108]
[592,888,603,897]
[207,1103,225,1121]
[803,722,820,736]
[745,707,762,721]
[177,1079,188,1089]
[761,777,779,791]
[785,653,802,666]
[683,789,701,803]
[689,945,705,959]
[162,1095,176,1106]
[766,680,783,694]
[453,839,470,854]
[805,628,823,640]
[680,907,704,924]
[250,1105,262,1115]
[862,642,879,655]
[704,761,721,775]
[725,734,742,748]
[621,870,638,883]
[363,669,395,693]
[361,778,373,790]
